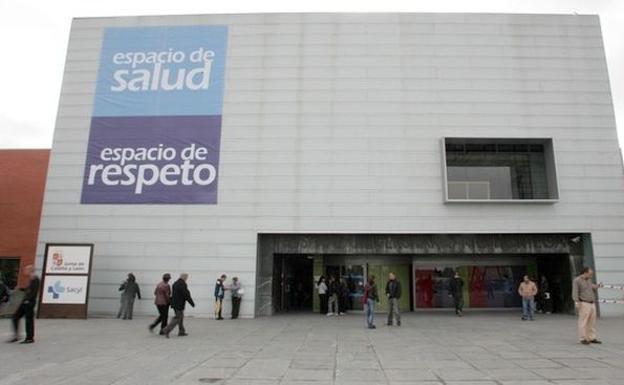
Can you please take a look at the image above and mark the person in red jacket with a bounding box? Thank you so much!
[149,273,171,334]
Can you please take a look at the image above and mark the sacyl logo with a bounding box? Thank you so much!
[47,281,83,299]
[47,281,65,299]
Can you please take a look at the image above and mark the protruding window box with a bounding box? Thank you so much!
[442,138,559,203]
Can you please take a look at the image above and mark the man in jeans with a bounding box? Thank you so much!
[385,272,401,326]
[326,275,339,316]
[214,274,227,320]
[572,267,603,345]
[163,273,195,338]
[518,275,538,321]
[364,275,379,329]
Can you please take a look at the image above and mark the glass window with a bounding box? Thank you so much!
[445,138,558,201]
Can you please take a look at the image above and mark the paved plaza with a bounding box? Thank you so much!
[1,312,623,385]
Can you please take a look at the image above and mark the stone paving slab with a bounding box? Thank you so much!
[1,312,623,385]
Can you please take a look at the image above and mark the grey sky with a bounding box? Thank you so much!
[0,0,622,149]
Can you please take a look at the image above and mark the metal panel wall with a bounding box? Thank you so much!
[38,13,624,317]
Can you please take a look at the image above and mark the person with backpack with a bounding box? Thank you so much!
[117,273,141,320]
[363,275,379,329]
[385,272,402,326]
[214,274,227,320]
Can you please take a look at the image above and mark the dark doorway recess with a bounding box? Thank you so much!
[536,254,574,314]
[272,255,314,313]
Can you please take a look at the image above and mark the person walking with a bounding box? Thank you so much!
[8,265,39,344]
[572,267,603,345]
[149,273,171,334]
[326,275,339,316]
[214,274,226,320]
[363,275,379,329]
[317,276,328,315]
[449,271,464,317]
[163,273,195,338]
[230,277,243,319]
[385,272,402,326]
[518,275,538,321]
[117,273,141,320]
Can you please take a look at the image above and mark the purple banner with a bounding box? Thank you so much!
[81,116,221,204]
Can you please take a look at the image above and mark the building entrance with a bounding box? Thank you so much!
[272,255,314,313]
[323,255,412,313]
[325,260,366,311]
[257,234,592,317]
[536,254,574,314]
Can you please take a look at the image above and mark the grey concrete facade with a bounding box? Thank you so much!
[39,13,624,318]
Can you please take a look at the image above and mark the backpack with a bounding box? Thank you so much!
[361,285,370,305]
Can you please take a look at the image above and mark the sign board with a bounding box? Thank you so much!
[81,25,228,204]
[41,275,89,304]
[44,245,91,274]
[38,244,94,319]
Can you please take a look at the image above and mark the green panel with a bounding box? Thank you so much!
[367,264,384,311]
[369,264,410,313]
[527,263,538,280]
[395,264,411,311]
[457,266,470,307]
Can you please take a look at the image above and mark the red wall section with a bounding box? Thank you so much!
[0,149,50,287]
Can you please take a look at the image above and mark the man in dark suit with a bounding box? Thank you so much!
[9,265,40,344]
[162,273,195,338]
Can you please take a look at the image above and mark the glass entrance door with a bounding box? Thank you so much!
[325,260,366,311]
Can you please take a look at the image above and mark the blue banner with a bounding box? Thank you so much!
[82,25,228,204]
